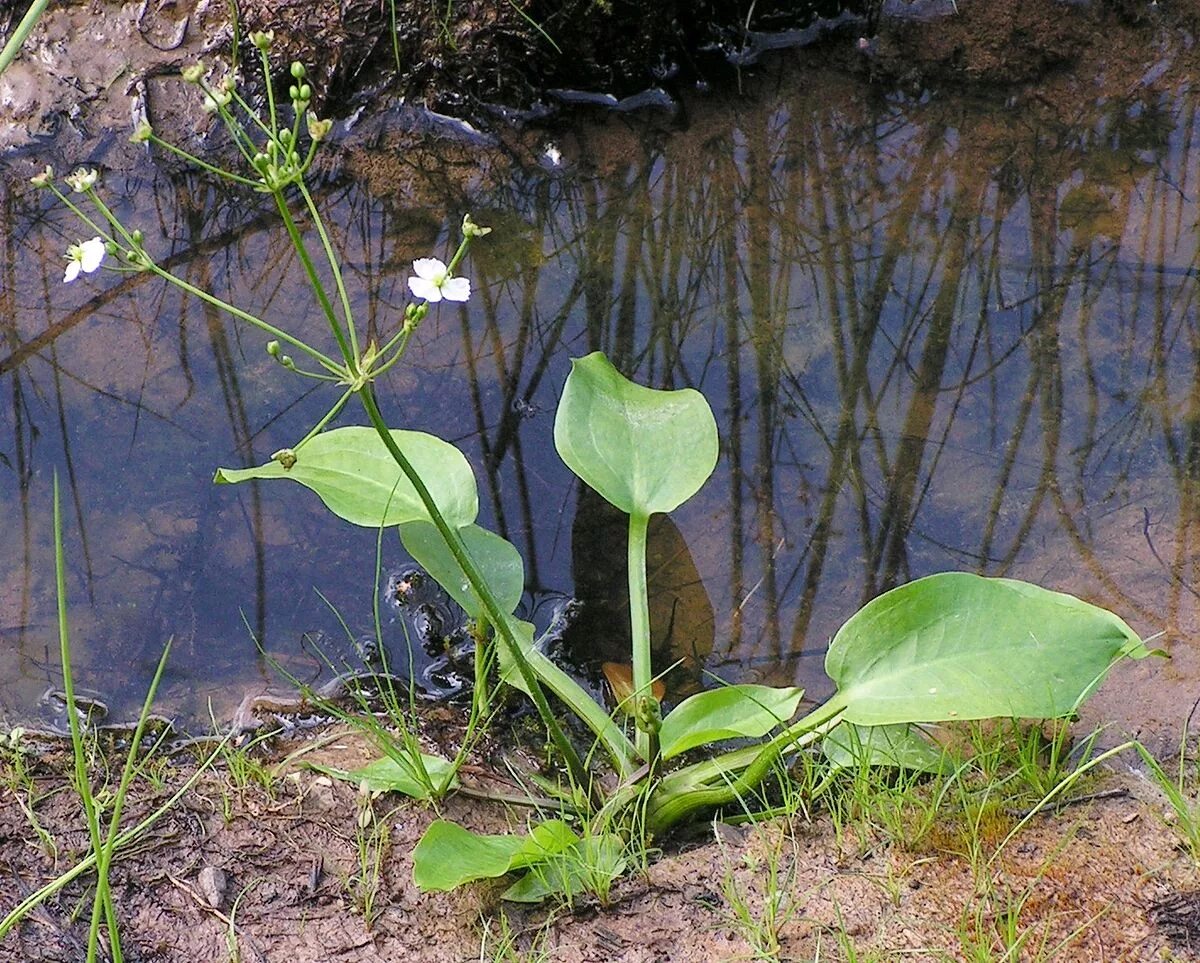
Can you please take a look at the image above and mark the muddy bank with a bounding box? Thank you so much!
[3,0,1197,156]
[2,722,1199,961]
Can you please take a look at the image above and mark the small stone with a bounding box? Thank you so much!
[197,866,228,909]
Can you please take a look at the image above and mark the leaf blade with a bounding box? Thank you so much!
[827,573,1149,726]
[659,684,805,760]
[215,426,477,529]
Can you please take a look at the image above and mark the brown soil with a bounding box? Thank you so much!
[2,722,1199,962]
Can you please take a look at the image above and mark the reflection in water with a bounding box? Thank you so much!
[3,57,1200,734]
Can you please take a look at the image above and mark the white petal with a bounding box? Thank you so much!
[411,257,446,281]
[441,276,471,302]
[408,276,441,302]
[80,237,105,273]
[64,260,81,283]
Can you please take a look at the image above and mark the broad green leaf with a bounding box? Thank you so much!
[827,573,1151,727]
[308,752,458,799]
[502,835,627,903]
[822,722,950,774]
[400,521,524,620]
[660,684,804,760]
[215,426,477,529]
[413,819,577,892]
[554,352,718,517]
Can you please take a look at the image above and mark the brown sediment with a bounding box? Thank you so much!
[1,721,1196,961]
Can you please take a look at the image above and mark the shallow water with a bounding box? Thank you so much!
[3,53,1199,738]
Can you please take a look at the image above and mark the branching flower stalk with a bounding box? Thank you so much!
[39,41,600,795]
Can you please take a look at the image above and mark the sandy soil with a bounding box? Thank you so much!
[2,722,1199,962]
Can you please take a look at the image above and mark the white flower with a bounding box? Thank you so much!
[65,168,98,193]
[63,237,106,283]
[407,257,470,303]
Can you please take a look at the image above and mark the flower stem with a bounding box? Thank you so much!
[273,193,354,366]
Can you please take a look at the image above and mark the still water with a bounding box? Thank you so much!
[2,56,1198,737]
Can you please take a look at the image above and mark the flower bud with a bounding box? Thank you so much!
[297,84,311,102]
[266,340,281,357]
[29,165,53,188]
[129,121,153,144]
[250,29,274,50]
[290,61,306,79]
[130,229,143,245]
[181,62,205,84]
[271,448,297,469]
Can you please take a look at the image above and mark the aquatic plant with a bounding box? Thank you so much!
[34,36,1155,904]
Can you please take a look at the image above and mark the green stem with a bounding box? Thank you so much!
[273,194,354,365]
[293,389,354,449]
[300,182,359,360]
[146,134,262,188]
[627,512,655,762]
[53,476,112,963]
[149,264,341,374]
[355,387,594,794]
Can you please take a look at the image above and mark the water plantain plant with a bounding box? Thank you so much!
[37,37,1156,904]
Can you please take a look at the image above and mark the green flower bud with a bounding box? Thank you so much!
[461,213,492,239]
[130,121,153,144]
[181,62,205,84]
[290,61,306,79]
[251,29,274,50]
[266,340,281,357]
[29,165,53,188]
[271,448,297,470]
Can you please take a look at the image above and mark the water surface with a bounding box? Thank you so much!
[3,55,1199,738]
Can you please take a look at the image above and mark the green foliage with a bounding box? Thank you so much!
[400,521,524,620]
[826,573,1152,726]
[41,46,1157,913]
[554,351,718,518]
[310,753,458,799]
[660,684,804,761]
[215,426,478,529]
[821,722,949,775]
[413,819,577,892]
[413,819,625,904]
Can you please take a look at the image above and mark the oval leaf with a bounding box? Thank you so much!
[554,352,718,517]
[413,819,577,893]
[821,722,950,774]
[400,521,524,620]
[215,426,477,529]
[827,573,1150,727]
[660,684,804,760]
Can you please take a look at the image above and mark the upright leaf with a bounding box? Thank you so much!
[400,521,524,620]
[826,573,1151,726]
[215,426,478,529]
[554,352,718,517]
